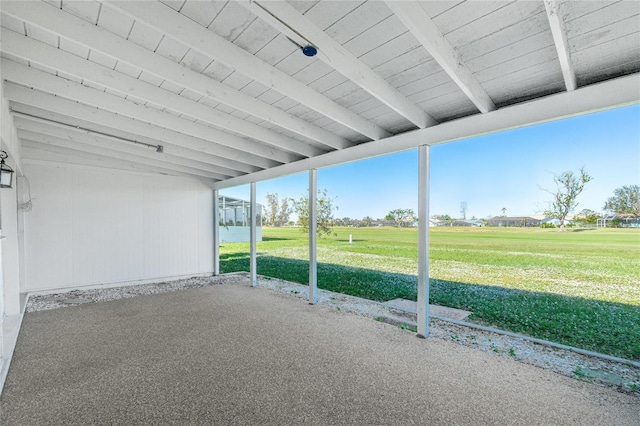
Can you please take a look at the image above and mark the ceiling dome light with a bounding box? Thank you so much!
[302,45,318,57]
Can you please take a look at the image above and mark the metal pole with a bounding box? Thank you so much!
[417,145,430,337]
[250,182,257,287]
[213,189,220,276]
[308,169,318,304]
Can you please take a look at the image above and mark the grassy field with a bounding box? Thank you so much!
[220,226,640,360]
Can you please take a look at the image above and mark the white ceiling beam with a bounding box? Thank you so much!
[3,83,280,170]
[213,73,639,189]
[0,32,306,162]
[0,1,350,151]
[544,0,577,91]
[21,142,216,186]
[105,0,391,141]
[14,118,239,179]
[1,62,256,174]
[244,0,437,129]
[19,129,228,181]
[10,103,258,175]
[385,1,496,114]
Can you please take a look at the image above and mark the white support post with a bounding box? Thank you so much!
[417,145,430,338]
[308,169,318,304]
[213,190,220,276]
[250,182,257,287]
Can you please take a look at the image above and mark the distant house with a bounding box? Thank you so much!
[598,215,640,228]
[487,216,541,227]
[540,217,561,227]
[466,220,486,227]
[540,216,575,227]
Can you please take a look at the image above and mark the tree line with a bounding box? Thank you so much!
[261,174,638,234]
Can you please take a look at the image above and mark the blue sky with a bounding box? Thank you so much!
[221,104,640,220]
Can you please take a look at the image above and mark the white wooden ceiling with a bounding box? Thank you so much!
[1,1,638,187]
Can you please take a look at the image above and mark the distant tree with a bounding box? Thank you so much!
[575,208,599,225]
[603,185,640,217]
[543,167,593,231]
[276,197,293,227]
[386,208,416,227]
[264,193,293,227]
[385,210,401,227]
[264,193,279,226]
[431,214,452,226]
[501,207,507,217]
[340,217,352,227]
[460,201,468,220]
[294,188,338,237]
[361,216,373,227]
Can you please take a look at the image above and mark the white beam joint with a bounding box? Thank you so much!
[246,0,437,129]
[544,0,577,91]
[386,1,496,113]
[417,145,430,338]
[308,169,318,304]
[105,0,389,141]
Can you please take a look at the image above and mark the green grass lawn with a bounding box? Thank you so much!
[220,226,640,360]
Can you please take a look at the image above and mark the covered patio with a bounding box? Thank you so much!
[2,280,638,424]
[0,0,639,419]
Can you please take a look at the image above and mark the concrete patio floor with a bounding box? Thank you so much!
[1,284,638,425]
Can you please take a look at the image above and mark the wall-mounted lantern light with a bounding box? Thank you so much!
[0,151,15,189]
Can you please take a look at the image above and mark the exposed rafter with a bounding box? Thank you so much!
[242,0,437,129]
[14,118,239,179]
[0,28,318,159]
[4,83,280,169]
[21,141,216,185]
[0,0,635,190]
[0,51,314,163]
[385,0,496,114]
[104,0,391,140]
[544,0,577,91]
[1,62,263,174]
[0,1,350,151]
[19,129,227,181]
[14,104,261,176]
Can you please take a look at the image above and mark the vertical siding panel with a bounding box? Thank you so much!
[24,164,212,292]
[197,189,214,273]
[142,178,202,278]
[71,169,144,286]
[24,165,73,290]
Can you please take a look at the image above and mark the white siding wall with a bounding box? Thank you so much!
[23,163,213,292]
